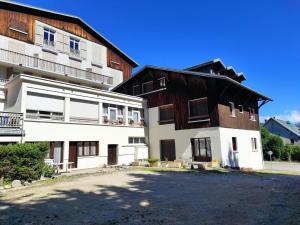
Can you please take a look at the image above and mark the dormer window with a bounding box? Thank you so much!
[159,77,166,88]
[70,38,80,56]
[43,28,55,48]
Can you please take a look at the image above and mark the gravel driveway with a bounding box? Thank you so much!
[0,169,300,225]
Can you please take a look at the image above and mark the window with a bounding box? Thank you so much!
[191,138,212,162]
[159,77,166,88]
[142,81,153,93]
[239,105,244,113]
[128,137,145,144]
[133,85,140,95]
[70,38,80,56]
[188,97,209,121]
[229,102,236,117]
[232,137,238,152]
[43,28,55,47]
[159,104,174,124]
[77,142,83,156]
[26,110,64,121]
[251,138,257,151]
[77,141,98,156]
[249,108,256,121]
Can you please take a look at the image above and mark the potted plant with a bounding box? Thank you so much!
[129,119,135,125]
[103,116,109,124]
[147,158,160,167]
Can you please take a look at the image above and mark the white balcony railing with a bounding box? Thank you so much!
[0,48,113,85]
[0,112,23,128]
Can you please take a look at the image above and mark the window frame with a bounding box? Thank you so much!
[43,28,56,47]
[158,77,166,88]
[232,137,238,152]
[70,37,80,55]
[251,138,257,151]
[128,137,146,145]
[238,105,244,114]
[187,97,209,122]
[159,104,174,124]
[77,141,99,157]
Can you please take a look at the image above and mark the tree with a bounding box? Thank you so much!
[263,135,284,160]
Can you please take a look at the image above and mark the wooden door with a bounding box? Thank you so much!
[69,142,78,168]
[108,144,117,165]
[191,138,212,162]
[160,139,176,161]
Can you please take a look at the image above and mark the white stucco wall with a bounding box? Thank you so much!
[219,128,263,169]
[148,107,264,169]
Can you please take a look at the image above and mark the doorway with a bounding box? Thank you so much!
[69,142,78,168]
[108,144,117,165]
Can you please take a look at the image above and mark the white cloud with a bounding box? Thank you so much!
[261,110,300,124]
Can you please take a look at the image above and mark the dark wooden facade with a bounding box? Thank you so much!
[0,2,137,80]
[114,67,267,131]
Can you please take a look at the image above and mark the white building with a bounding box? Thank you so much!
[0,0,148,170]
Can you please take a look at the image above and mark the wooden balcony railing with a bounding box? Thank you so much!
[0,48,113,85]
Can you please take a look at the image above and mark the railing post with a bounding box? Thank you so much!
[98,102,103,124]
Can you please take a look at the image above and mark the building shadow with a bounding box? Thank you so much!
[0,170,300,225]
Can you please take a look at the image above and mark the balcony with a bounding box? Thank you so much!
[0,112,24,136]
[0,48,113,86]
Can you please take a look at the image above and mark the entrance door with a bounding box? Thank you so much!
[160,139,176,161]
[108,144,117,165]
[69,142,78,168]
[50,142,63,168]
[191,138,212,162]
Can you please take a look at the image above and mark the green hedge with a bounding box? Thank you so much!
[0,142,51,182]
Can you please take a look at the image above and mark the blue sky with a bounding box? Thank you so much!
[16,0,300,122]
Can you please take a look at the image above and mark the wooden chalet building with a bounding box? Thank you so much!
[113,59,271,169]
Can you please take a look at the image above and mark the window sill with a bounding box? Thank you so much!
[232,151,239,153]
[188,117,210,123]
[69,55,82,62]
[158,120,175,125]
[91,62,103,68]
[230,115,237,118]
[42,47,58,55]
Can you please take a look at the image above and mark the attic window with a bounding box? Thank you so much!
[159,77,166,88]
[249,108,256,121]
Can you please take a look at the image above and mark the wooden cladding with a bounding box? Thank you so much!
[9,16,28,33]
[159,104,174,124]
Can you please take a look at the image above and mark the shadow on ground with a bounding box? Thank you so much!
[0,170,300,225]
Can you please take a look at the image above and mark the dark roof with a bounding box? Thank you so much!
[0,0,138,67]
[113,65,272,101]
[184,58,226,71]
[265,118,300,138]
[184,58,246,81]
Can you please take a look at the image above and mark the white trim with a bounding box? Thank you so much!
[137,88,166,97]
[9,27,28,35]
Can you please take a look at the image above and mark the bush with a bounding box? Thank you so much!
[263,135,284,160]
[43,164,55,178]
[147,157,159,164]
[0,142,50,182]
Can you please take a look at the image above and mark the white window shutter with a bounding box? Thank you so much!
[80,41,87,59]
[35,23,43,46]
[91,44,102,66]
[56,32,64,52]
[63,35,70,54]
